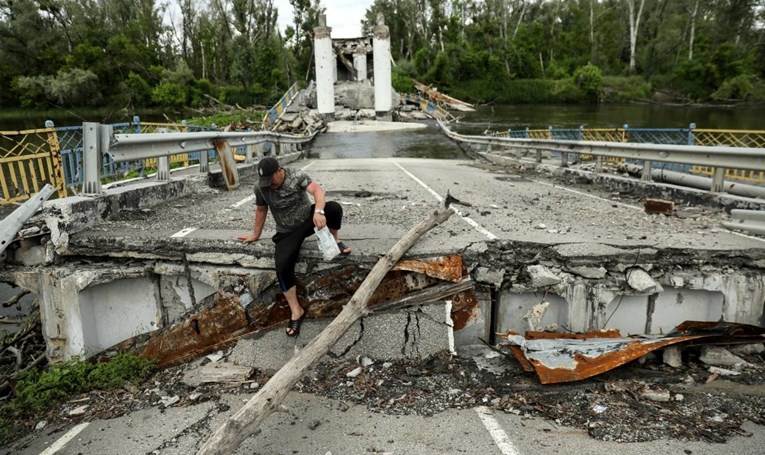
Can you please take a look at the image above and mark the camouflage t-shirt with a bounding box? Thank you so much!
[255,168,313,233]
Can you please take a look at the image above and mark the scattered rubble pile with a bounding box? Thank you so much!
[12,337,763,446]
[268,108,327,135]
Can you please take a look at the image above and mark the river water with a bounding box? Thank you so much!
[458,103,765,134]
[310,102,765,160]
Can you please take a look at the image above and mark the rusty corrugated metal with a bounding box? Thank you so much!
[503,321,765,384]
[394,255,464,283]
[141,292,249,367]
[450,289,480,330]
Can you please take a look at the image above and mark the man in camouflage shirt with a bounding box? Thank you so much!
[238,157,350,336]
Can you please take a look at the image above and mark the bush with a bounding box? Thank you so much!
[712,74,765,101]
[573,64,604,100]
[13,68,100,107]
[152,82,187,109]
[600,76,652,102]
[125,72,152,106]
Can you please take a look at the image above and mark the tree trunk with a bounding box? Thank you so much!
[627,0,646,74]
[196,207,455,455]
[689,0,699,60]
[590,0,595,62]
[512,1,527,40]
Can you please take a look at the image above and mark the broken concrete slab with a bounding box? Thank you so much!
[566,265,607,279]
[181,362,253,387]
[700,346,750,369]
[663,345,683,368]
[708,365,742,376]
[627,268,663,294]
[527,265,560,287]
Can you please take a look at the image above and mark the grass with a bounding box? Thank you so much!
[186,109,266,129]
[0,353,156,444]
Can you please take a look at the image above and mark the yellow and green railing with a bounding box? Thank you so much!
[262,82,301,128]
[1,117,215,205]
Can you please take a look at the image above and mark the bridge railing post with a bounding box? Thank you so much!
[82,122,103,195]
[642,159,653,182]
[133,116,146,177]
[688,122,696,146]
[596,156,603,173]
[711,167,726,193]
[245,145,254,164]
[156,128,170,181]
[199,148,209,173]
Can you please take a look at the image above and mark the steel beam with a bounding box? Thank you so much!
[109,130,318,163]
[0,184,56,257]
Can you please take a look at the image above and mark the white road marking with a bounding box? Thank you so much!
[721,228,765,243]
[301,161,316,171]
[527,178,643,211]
[231,195,256,208]
[39,422,89,455]
[475,406,520,455]
[392,160,498,240]
[170,227,197,238]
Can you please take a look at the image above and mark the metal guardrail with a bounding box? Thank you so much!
[439,120,765,195]
[54,117,214,190]
[69,124,319,195]
[722,209,765,235]
[492,124,765,181]
[108,130,317,162]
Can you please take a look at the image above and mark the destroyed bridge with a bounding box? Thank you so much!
[2,106,765,387]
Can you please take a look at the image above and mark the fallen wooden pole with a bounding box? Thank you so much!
[196,206,455,454]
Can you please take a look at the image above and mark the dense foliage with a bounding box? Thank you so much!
[1,0,764,110]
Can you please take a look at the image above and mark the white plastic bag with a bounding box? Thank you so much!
[314,226,340,261]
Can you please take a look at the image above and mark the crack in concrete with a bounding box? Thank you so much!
[146,403,221,454]
[182,254,197,308]
[329,318,365,358]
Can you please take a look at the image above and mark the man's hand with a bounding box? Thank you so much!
[238,233,260,244]
[313,212,326,229]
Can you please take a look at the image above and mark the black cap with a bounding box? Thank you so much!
[257,157,280,187]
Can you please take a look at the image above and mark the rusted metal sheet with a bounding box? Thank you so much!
[394,255,464,283]
[502,321,765,384]
[141,292,249,367]
[450,289,480,330]
[522,329,622,340]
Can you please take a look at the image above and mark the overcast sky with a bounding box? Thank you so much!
[273,0,374,38]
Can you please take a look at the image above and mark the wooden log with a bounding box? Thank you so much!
[3,289,29,308]
[196,206,454,454]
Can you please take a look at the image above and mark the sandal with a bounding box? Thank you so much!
[286,310,306,337]
[337,241,352,255]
